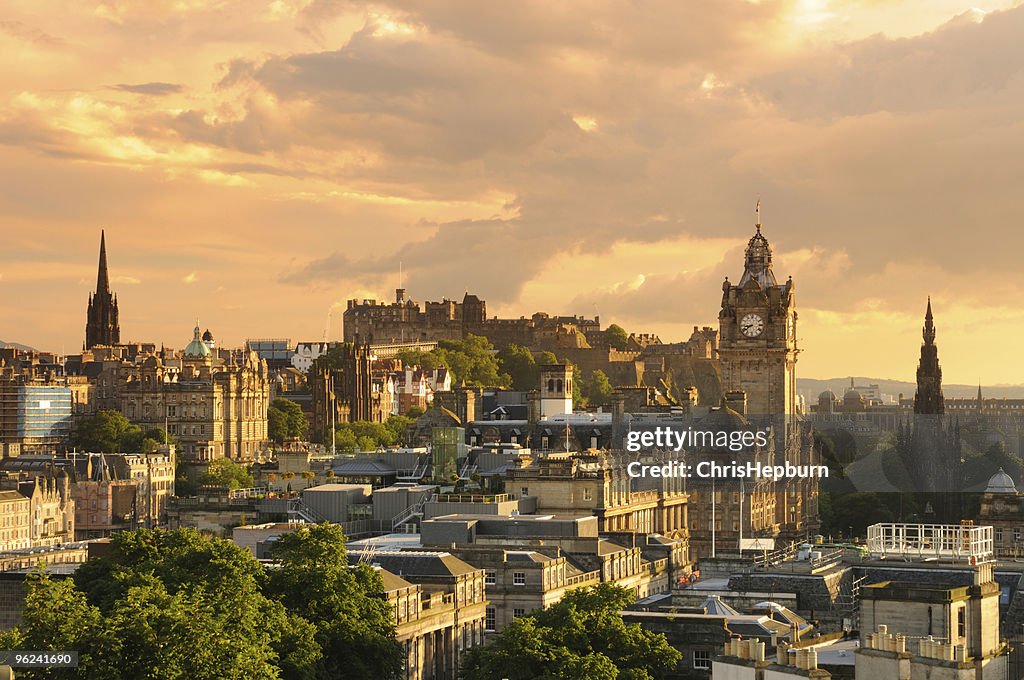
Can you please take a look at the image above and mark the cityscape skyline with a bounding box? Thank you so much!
[3,1,1024,383]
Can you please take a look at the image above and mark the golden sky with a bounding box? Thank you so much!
[2,0,1024,384]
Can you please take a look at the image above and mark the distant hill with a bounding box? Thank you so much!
[799,376,1024,401]
[0,340,36,352]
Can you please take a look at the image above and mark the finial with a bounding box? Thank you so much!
[755,198,761,228]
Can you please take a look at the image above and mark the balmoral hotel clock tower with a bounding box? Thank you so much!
[717,219,799,418]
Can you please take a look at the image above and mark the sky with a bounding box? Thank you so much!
[2,0,1024,384]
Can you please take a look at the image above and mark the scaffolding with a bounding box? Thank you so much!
[866,523,994,563]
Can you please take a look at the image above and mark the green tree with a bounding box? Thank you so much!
[333,428,358,453]
[72,410,143,453]
[266,524,403,679]
[384,415,415,445]
[269,398,309,443]
[497,344,540,390]
[406,405,425,418]
[461,583,680,680]
[0,572,117,679]
[605,324,629,351]
[200,457,254,490]
[397,334,509,387]
[583,369,613,407]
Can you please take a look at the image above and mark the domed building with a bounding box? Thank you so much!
[979,468,1024,557]
[121,322,271,463]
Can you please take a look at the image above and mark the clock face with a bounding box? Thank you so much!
[740,313,764,338]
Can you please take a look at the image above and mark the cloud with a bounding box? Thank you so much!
[111,82,183,95]
[182,272,198,284]
[0,20,64,47]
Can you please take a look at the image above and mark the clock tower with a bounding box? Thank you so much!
[717,222,798,417]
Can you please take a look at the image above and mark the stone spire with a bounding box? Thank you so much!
[913,297,944,415]
[85,230,121,349]
[96,229,110,294]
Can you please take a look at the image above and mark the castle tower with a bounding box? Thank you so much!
[914,298,944,415]
[539,364,573,419]
[85,230,120,349]
[717,222,798,417]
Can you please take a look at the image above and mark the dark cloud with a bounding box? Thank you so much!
[111,82,183,96]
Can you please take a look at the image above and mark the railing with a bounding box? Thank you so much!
[288,498,331,524]
[392,496,428,531]
[435,493,512,504]
[867,523,994,563]
[229,486,269,499]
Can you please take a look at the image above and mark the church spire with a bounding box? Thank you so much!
[85,230,120,349]
[97,229,110,294]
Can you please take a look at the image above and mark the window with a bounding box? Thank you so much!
[1016,528,1022,543]
[521,487,529,497]
[583,487,593,501]
[958,608,966,638]
[693,650,711,670]
[513,572,526,586]
[996,528,1004,542]
[485,570,496,585]
[485,608,496,631]
[513,608,525,619]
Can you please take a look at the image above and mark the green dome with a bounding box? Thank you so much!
[184,321,211,357]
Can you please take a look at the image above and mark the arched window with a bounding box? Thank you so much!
[556,379,563,393]
[547,379,555,393]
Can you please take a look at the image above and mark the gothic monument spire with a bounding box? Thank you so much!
[913,297,943,415]
[85,229,120,349]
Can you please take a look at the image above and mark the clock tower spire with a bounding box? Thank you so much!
[717,219,798,417]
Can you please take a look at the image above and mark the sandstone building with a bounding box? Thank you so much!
[121,324,270,462]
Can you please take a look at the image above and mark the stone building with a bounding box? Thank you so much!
[978,469,1024,557]
[121,324,270,462]
[0,468,74,548]
[310,341,393,440]
[717,223,798,419]
[856,572,1005,680]
[0,490,30,552]
[365,552,488,680]
[84,230,120,350]
[505,451,690,539]
[414,513,685,633]
[343,288,599,350]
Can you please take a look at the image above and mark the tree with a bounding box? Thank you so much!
[583,370,613,407]
[497,344,540,390]
[0,529,323,679]
[0,572,117,679]
[406,405,425,418]
[269,398,309,443]
[605,324,629,351]
[72,410,143,453]
[461,583,680,680]
[200,457,254,490]
[384,415,415,445]
[398,334,510,387]
[266,524,403,679]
